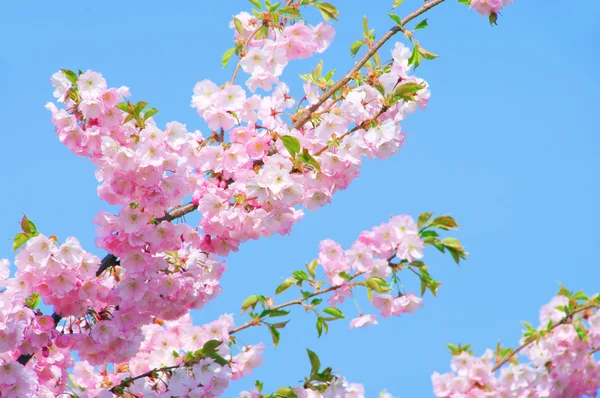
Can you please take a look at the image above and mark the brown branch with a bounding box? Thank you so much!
[290,0,446,131]
[491,302,599,372]
[231,25,263,85]
[109,365,179,394]
[230,273,362,335]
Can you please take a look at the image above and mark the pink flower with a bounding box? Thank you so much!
[77,70,107,100]
[349,314,378,329]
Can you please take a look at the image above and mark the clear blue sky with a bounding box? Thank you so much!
[1,1,599,396]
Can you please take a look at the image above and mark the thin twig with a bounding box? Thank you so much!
[490,302,599,372]
[290,0,446,131]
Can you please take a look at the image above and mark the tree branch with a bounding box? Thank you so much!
[16,0,446,370]
[490,302,599,372]
[230,273,362,335]
[290,0,446,130]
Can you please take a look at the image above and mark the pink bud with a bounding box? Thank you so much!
[42,346,50,358]
[55,334,70,349]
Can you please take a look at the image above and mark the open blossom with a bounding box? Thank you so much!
[349,314,378,329]
[77,70,107,99]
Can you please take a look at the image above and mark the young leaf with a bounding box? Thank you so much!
[306,259,318,279]
[248,0,262,9]
[323,307,344,319]
[417,212,433,228]
[408,44,422,69]
[144,108,159,120]
[350,40,365,56]
[392,0,405,9]
[241,295,259,310]
[419,46,439,60]
[279,7,301,17]
[25,292,41,310]
[274,387,297,398]
[307,348,321,375]
[388,13,402,26]
[414,19,428,30]
[281,135,301,158]
[222,47,236,68]
[275,277,298,295]
[13,232,30,252]
[61,69,78,85]
[233,17,244,34]
[268,325,281,347]
[20,214,37,235]
[292,270,309,281]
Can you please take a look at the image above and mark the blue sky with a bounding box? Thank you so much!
[1,0,599,396]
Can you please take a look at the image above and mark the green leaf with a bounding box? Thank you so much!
[315,2,339,21]
[268,324,281,347]
[365,277,391,293]
[233,17,244,34]
[414,19,428,30]
[279,7,301,17]
[13,232,30,252]
[275,277,298,295]
[292,270,309,281]
[408,44,422,70]
[61,69,78,85]
[489,12,498,26]
[222,47,236,68]
[388,13,402,26]
[269,309,290,317]
[202,339,222,354]
[339,271,352,281]
[419,46,439,60]
[144,108,159,120]
[269,2,281,12]
[248,0,262,9]
[417,212,433,228]
[306,259,318,279]
[116,102,131,113]
[350,40,365,56]
[441,237,463,250]
[271,320,290,329]
[458,0,470,4]
[134,101,148,116]
[323,307,344,319]
[430,215,459,230]
[392,0,405,9]
[20,214,37,235]
[316,317,323,337]
[274,387,297,398]
[25,292,40,309]
[298,151,321,172]
[281,135,301,158]
[122,113,136,125]
[393,82,425,101]
[307,348,321,375]
[241,295,259,310]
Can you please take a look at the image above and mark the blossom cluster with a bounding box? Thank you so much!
[0,0,520,397]
[432,294,600,397]
[316,214,425,326]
